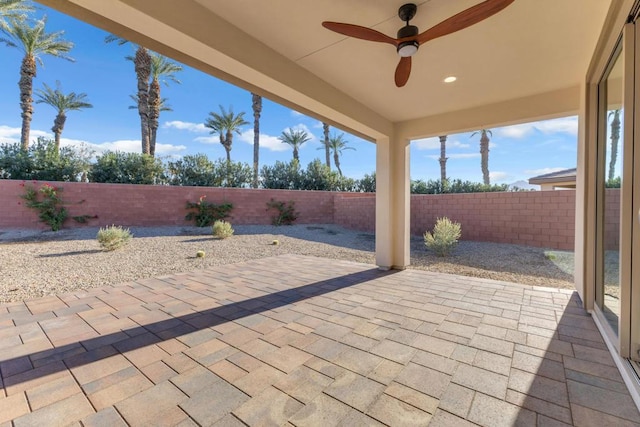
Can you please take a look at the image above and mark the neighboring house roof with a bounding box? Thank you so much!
[528,168,577,187]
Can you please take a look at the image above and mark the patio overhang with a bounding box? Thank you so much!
[38,0,610,139]
[36,0,613,271]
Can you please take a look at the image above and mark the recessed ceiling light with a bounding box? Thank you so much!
[444,76,457,83]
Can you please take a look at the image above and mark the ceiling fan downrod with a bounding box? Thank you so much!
[397,3,419,57]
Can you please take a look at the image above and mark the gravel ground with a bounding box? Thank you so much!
[0,224,576,303]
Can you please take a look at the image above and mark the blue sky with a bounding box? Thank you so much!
[0,4,582,186]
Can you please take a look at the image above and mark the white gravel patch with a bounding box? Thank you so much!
[0,224,575,303]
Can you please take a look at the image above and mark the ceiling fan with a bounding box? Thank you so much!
[322,0,515,87]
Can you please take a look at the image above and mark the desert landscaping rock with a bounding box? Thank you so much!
[0,224,575,303]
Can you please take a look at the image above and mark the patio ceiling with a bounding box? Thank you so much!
[40,0,611,140]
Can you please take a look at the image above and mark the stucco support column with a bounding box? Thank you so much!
[575,78,591,307]
[375,134,410,270]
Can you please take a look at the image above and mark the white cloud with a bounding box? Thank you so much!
[1,125,186,155]
[490,171,511,182]
[523,167,568,176]
[413,136,470,150]
[163,120,208,133]
[496,116,578,139]
[59,137,187,155]
[426,153,480,160]
[0,125,49,143]
[194,135,219,144]
[288,123,317,142]
[536,117,579,135]
[154,143,188,154]
[497,123,534,138]
[447,153,480,159]
[0,125,19,139]
[238,130,289,152]
[290,110,304,117]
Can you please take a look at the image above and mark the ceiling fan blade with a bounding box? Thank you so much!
[322,21,398,46]
[395,56,411,87]
[414,0,515,45]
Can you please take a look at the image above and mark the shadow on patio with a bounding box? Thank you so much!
[0,254,638,426]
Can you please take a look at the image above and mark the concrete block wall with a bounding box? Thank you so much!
[332,191,579,250]
[0,180,618,251]
[410,191,577,251]
[333,193,375,232]
[0,180,335,230]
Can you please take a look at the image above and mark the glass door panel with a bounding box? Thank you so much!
[597,45,624,334]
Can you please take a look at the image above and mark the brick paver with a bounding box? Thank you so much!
[1,254,639,426]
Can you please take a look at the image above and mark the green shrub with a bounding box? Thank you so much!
[216,159,253,188]
[424,217,462,257]
[411,178,515,194]
[167,154,217,186]
[196,250,205,258]
[22,183,67,231]
[185,195,233,227]
[90,151,165,184]
[97,225,132,251]
[357,172,376,192]
[21,182,96,231]
[212,220,234,239]
[0,138,92,181]
[260,159,302,189]
[167,156,252,188]
[266,198,298,225]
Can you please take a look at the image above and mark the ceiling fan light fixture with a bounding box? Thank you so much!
[322,0,516,87]
[398,41,418,57]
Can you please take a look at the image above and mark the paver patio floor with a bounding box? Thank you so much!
[0,254,638,426]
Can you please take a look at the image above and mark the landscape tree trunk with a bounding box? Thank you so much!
[323,122,331,168]
[334,152,342,176]
[52,112,66,153]
[19,55,36,150]
[134,46,151,155]
[608,109,620,182]
[480,131,490,185]
[252,93,262,188]
[148,78,161,157]
[439,135,447,185]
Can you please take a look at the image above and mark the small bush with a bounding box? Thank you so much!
[196,250,205,258]
[212,220,234,239]
[90,151,165,184]
[97,225,132,251]
[266,199,298,226]
[185,195,233,227]
[22,183,67,231]
[424,217,461,257]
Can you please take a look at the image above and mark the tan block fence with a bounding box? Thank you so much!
[0,180,620,251]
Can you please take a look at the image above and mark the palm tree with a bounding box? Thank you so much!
[326,133,355,176]
[1,17,73,150]
[129,93,172,150]
[439,135,447,184]
[608,109,621,182]
[471,129,492,185]
[279,129,311,161]
[105,35,152,154]
[322,122,331,168]
[0,0,33,30]
[204,106,249,162]
[251,93,262,188]
[148,53,181,156]
[35,81,92,152]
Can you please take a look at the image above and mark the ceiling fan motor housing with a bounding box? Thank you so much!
[397,25,419,57]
